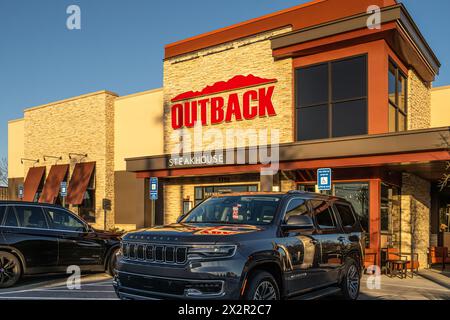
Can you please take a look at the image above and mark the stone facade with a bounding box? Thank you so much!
[23,91,117,230]
[162,28,293,223]
[407,69,432,130]
[400,173,431,269]
[163,27,293,154]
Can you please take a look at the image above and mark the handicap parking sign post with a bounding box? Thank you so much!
[60,182,67,197]
[149,178,158,227]
[60,182,67,207]
[317,168,332,191]
[18,185,24,200]
[150,178,158,201]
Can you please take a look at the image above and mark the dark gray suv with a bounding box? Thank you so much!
[113,191,365,300]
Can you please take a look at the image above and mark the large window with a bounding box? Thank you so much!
[194,185,258,206]
[296,55,368,141]
[334,183,369,234]
[79,171,96,223]
[310,200,337,231]
[14,206,48,229]
[46,208,86,232]
[381,183,401,247]
[182,196,281,225]
[388,61,407,132]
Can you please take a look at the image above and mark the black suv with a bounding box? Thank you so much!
[114,191,365,300]
[0,201,121,288]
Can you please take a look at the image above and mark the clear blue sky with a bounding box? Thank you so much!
[0,0,449,161]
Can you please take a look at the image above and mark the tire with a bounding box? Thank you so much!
[106,248,119,277]
[0,251,22,289]
[340,258,361,300]
[244,271,280,301]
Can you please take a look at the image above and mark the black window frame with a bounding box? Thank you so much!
[12,205,49,229]
[44,207,88,232]
[282,197,312,224]
[388,59,408,132]
[310,200,339,233]
[79,169,96,223]
[0,206,6,226]
[295,54,369,141]
[194,184,259,206]
[333,202,358,233]
[3,206,19,227]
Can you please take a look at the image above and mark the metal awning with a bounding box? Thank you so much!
[39,164,69,204]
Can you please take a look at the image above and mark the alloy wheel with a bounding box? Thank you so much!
[253,281,277,300]
[346,264,360,299]
[0,254,20,287]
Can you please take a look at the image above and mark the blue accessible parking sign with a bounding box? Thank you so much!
[60,181,67,197]
[150,177,158,201]
[317,168,332,191]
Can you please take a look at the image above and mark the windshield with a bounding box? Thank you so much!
[182,196,281,225]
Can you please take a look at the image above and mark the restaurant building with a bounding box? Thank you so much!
[7,0,450,268]
[8,89,164,231]
[124,0,449,269]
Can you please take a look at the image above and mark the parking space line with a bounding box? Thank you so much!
[0,297,118,300]
[0,288,114,295]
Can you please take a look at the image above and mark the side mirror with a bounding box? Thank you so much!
[282,215,315,231]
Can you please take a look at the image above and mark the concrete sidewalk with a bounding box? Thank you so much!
[359,272,450,300]
[418,268,450,290]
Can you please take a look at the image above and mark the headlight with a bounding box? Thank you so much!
[188,245,237,260]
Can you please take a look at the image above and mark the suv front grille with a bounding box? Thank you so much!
[123,243,187,265]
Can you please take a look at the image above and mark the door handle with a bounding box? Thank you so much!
[310,239,319,245]
[338,236,347,242]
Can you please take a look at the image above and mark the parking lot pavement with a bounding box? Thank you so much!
[0,273,118,300]
[0,272,448,300]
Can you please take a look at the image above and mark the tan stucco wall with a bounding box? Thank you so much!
[114,88,164,171]
[23,90,117,230]
[431,85,450,128]
[163,27,293,154]
[8,119,25,179]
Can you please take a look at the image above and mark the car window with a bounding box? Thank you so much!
[14,206,49,229]
[310,200,336,230]
[46,208,86,232]
[183,196,281,225]
[335,203,356,229]
[284,198,310,222]
[4,208,19,227]
[0,206,5,225]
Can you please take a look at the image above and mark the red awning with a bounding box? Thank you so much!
[38,164,69,204]
[23,167,46,202]
[66,162,95,205]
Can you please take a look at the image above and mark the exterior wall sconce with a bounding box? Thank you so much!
[20,158,39,165]
[43,155,63,162]
[69,153,88,161]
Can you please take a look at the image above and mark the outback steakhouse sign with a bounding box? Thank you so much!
[170,74,278,130]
